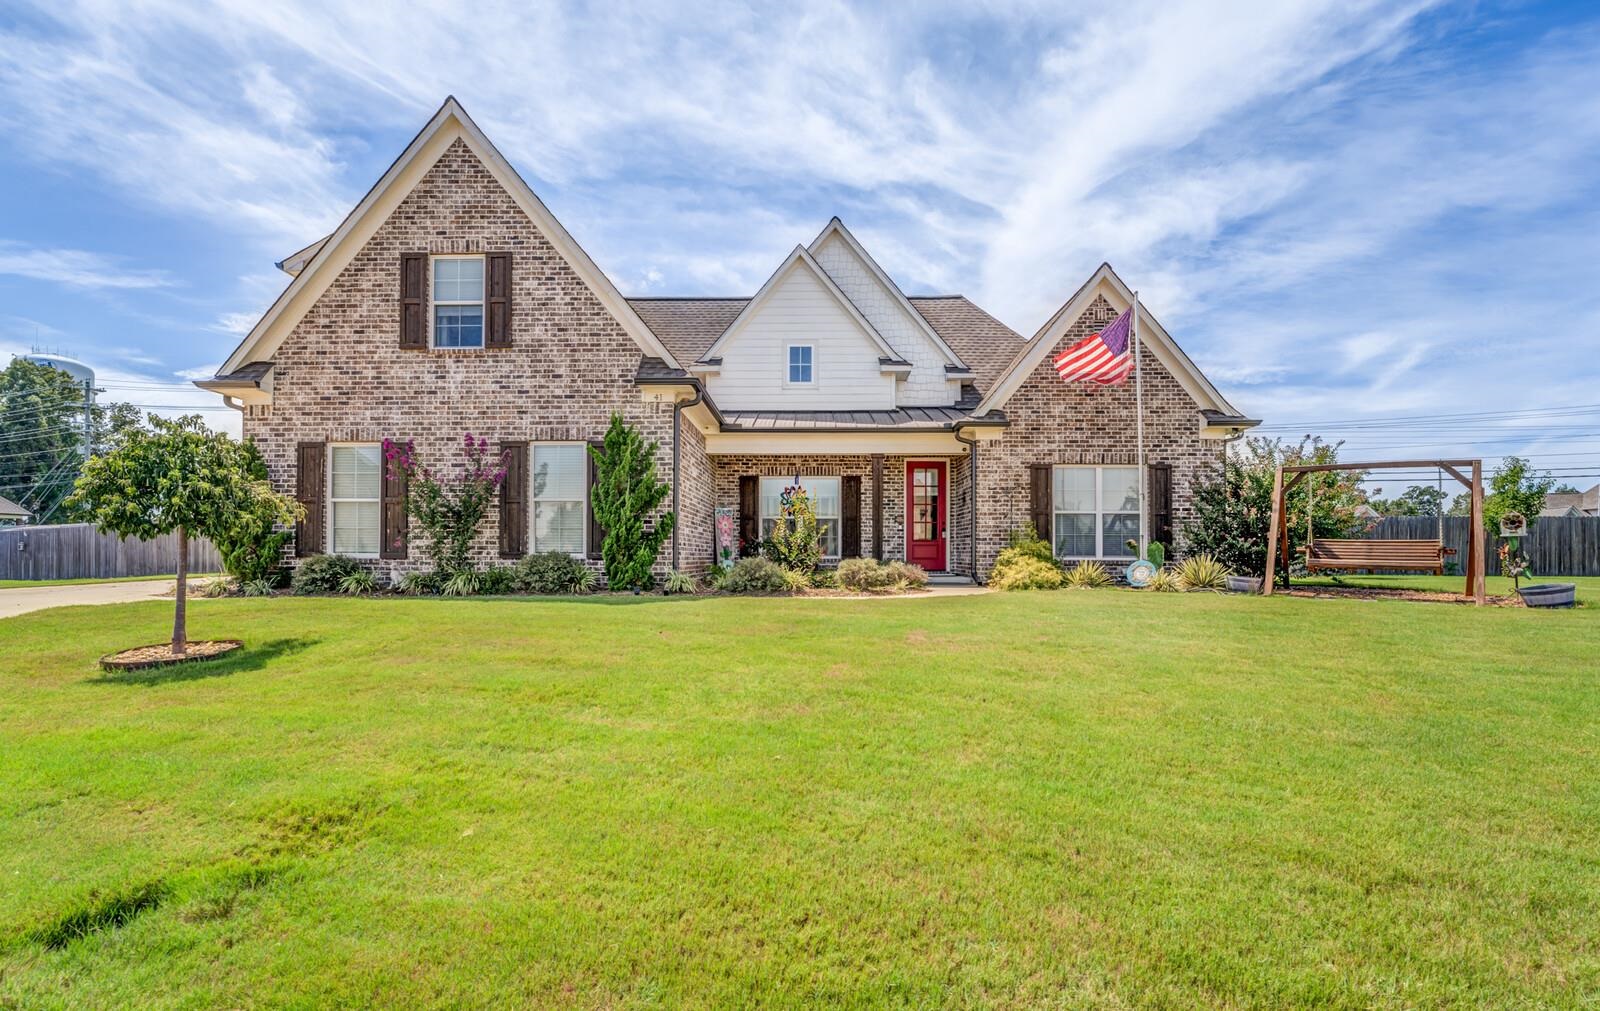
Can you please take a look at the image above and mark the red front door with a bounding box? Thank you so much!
[906,461,947,571]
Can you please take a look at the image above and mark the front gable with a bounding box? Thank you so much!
[807,219,967,406]
[699,247,902,411]
[216,97,675,377]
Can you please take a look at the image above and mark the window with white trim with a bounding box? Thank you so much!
[531,444,586,555]
[329,444,382,556]
[786,344,813,384]
[432,255,484,349]
[759,476,840,559]
[1053,465,1139,559]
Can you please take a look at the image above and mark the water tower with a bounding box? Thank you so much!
[19,350,100,456]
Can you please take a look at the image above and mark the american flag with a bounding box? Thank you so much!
[1054,305,1133,385]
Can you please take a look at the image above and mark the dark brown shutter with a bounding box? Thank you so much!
[586,441,604,560]
[295,441,326,557]
[499,441,527,558]
[1029,464,1052,545]
[841,475,862,558]
[400,252,427,349]
[485,252,512,348]
[738,475,759,556]
[1148,462,1173,551]
[379,442,408,560]
[870,454,885,560]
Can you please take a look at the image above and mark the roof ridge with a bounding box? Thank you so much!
[627,295,751,301]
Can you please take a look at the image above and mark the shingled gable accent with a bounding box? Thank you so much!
[694,245,903,368]
[972,262,1252,427]
[806,217,967,371]
[213,96,679,377]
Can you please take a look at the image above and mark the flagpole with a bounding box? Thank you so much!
[1133,291,1146,558]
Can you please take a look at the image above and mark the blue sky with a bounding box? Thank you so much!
[1,0,1597,488]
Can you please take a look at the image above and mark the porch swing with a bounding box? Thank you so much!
[1302,468,1452,575]
[1263,458,1487,604]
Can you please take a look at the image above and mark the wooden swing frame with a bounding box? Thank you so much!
[1263,459,1486,605]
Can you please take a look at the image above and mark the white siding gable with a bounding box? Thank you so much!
[811,229,962,406]
[705,257,896,411]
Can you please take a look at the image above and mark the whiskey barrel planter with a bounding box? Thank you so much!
[1515,583,1576,609]
[99,640,243,671]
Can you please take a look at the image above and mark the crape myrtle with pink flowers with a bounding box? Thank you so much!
[384,432,507,576]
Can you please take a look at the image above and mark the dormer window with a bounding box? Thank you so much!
[432,256,485,349]
[787,344,814,384]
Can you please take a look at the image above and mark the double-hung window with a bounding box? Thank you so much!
[330,444,382,557]
[1053,465,1139,559]
[531,444,586,555]
[759,476,840,559]
[432,256,485,348]
[787,344,813,384]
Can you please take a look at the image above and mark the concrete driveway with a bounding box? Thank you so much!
[0,579,176,619]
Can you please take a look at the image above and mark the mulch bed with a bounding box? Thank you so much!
[99,640,244,671]
[1281,586,1520,606]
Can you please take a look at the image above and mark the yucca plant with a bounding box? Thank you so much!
[1146,568,1184,592]
[396,571,440,596]
[441,568,481,597]
[566,566,598,594]
[1064,560,1113,588]
[664,570,697,595]
[241,578,276,598]
[338,569,379,596]
[1175,553,1229,592]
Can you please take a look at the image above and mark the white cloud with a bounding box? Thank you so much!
[0,242,172,289]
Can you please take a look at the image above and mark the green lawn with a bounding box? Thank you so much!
[1,591,1597,1007]
[0,574,211,590]
[1291,572,1600,602]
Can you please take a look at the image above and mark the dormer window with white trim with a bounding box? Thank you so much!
[787,344,814,384]
[432,255,485,349]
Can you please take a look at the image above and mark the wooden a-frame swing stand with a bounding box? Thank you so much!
[1263,459,1487,605]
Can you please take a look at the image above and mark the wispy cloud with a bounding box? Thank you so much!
[0,241,172,289]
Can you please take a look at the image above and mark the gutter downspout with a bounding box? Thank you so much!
[671,387,703,571]
[954,426,979,583]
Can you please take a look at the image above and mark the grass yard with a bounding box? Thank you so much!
[1291,572,1600,603]
[0,574,194,590]
[1,590,1597,1007]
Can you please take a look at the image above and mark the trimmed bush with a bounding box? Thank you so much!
[884,561,929,590]
[990,556,1065,590]
[837,558,929,592]
[1006,526,1056,563]
[721,557,789,594]
[808,568,838,589]
[441,569,482,597]
[397,571,443,596]
[1064,560,1113,589]
[291,554,364,595]
[513,552,595,594]
[478,565,518,595]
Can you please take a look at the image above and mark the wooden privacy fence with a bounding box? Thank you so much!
[0,524,222,582]
[1363,516,1600,576]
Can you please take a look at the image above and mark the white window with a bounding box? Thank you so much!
[1053,465,1139,559]
[759,476,840,559]
[329,444,382,557]
[531,444,586,555]
[432,255,484,349]
[786,344,814,384]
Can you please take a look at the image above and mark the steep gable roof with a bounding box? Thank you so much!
[806,218,966,369]
[217,97,678,375]
[695,245,901,365]
[973,263,1248,420]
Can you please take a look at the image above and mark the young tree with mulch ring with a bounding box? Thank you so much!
[67,415,300,659]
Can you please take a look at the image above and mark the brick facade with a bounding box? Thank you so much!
[245,138,680,582]
[972,293,1224,576]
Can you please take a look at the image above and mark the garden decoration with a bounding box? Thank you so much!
[1122,538,1157,587]
[1498,511,1527,538]
[715,506,737,570]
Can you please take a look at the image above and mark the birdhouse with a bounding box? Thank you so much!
[1499,511,1527,537]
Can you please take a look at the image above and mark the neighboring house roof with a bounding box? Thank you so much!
[973,262,1250,423]
[0,494,30,521]
[213,96,679,377]
[1541,485,1599,516]
[628,293,1025,395]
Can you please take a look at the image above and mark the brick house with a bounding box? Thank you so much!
[198,98,1258,584]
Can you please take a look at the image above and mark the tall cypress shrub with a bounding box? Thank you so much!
[589,413,674,590]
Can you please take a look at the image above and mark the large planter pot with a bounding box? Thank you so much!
[1517,583,1576,608]
[1225,575,1262,594]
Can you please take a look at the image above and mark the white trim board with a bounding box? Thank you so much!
[973,263,1247,421]
[217,97,679,375]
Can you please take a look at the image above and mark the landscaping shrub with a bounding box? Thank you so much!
[808,568,838,589]
[721,557,789,594]
[513,552,595,594]
[338,569,380,596]
[1006,525,1055,563]
[240,578,276,598]
[291,554,364,595]
[396,571,442,596]
[477,565,517,595]
[1064,560,1113,588]
[1175,553,1229,591]
[589,413,674,590]
[703,565,729,590]
[1147,568,1183,592]
[441,569,482,597]
[384,434,505,576]
[990,556,1065,591]
[836,558,929,592]
[761,485,822,574]
[664,570,697,595]
[197,577,236,598]
[212,439,293,587]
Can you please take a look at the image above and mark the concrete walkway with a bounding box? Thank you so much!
[0,579,175,619]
